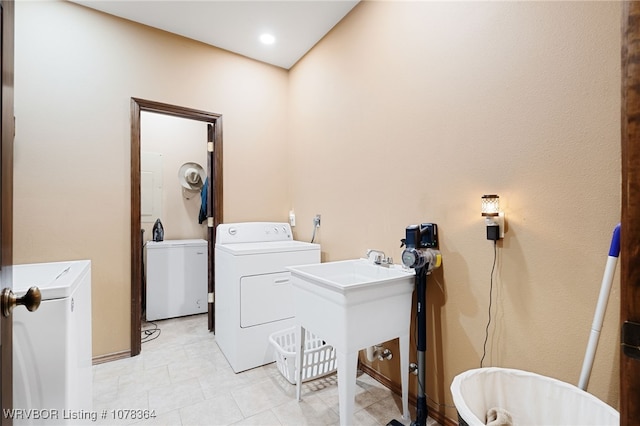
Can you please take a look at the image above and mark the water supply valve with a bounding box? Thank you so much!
[378,348,393,361]
[409,362,419,376]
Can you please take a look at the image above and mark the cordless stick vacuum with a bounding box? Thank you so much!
[388,224,442,426]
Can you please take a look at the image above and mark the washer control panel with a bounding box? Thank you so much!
[216,222,293,244]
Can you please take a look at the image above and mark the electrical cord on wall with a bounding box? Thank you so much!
[310,215,321,243]
[480,240,498,368]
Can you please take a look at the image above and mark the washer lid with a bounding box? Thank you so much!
[215,240,320,256]
[13,260,90,300]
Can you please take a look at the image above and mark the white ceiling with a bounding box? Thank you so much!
[70,0,360,69]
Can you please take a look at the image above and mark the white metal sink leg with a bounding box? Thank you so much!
[336,350,358,426]
[400,333,409,420]
[296,329,410,424]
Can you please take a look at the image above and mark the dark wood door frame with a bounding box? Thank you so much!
[130,98,223,357]
[0,0,13,418]
[621,3,640,424]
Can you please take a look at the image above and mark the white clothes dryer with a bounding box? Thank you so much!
[215,222,320,373]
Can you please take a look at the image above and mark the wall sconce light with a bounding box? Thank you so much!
[481,194,505,241]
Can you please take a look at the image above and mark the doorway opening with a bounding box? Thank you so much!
[130,98,223,357]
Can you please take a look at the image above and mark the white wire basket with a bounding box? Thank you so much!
[269,327,337,384]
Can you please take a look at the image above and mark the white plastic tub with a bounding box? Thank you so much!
[450,368,619,426]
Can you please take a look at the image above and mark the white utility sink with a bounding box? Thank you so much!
[288,259,415,426]
[288,258,413,291]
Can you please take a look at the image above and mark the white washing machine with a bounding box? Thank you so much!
[215,222,320,373]
[13,260,92,425]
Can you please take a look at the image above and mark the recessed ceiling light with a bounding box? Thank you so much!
[259,33,276,45]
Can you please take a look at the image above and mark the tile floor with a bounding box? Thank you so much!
[92,314,440,426]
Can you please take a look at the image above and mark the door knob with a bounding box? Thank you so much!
[1,287,41,317]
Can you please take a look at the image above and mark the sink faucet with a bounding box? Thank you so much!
[366,249,393,267]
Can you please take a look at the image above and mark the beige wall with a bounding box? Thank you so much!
[288,0,621,415]
[140,112,208,241]
[13,0,289,356]
[12,0,621,418]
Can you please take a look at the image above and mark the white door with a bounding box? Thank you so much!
[0,3,41,424]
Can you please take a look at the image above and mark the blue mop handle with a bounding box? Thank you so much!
[578,223,621,390]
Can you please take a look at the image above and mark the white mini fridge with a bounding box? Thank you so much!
[145,239,208,321]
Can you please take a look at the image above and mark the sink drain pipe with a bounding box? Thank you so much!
[365,345,393,362]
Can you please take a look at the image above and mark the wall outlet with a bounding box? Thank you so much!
[314,214,321,227]
[289,210,296,227]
